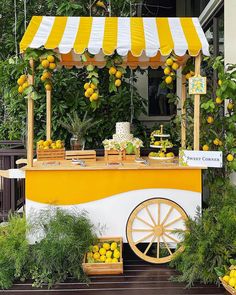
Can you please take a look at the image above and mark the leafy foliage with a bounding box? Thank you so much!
[170,181,236,287]
[0,210,97,289]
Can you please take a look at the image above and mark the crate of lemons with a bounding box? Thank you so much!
[218,260,236,294]
[37,139,65,161]
[83,238,123,275]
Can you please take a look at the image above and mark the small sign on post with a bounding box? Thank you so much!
[179,150,223,168]
[189,75,207,95]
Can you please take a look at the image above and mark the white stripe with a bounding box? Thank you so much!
[88,18,105,55]
[168,18,188,56]
[143,18,160,57]
[30,16,55,48]
[192,18,210,56]
[117,17,131,56]
[58,17,80,54]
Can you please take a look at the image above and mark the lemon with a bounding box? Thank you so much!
[115,71,122,78]
[190,71,195,76]
[216,97,222,104]
[112,258,118,263]
[99,248,106,255]
[47,55,55,63]
[113,250,120,259]
[213,138,220,145]
[230,270,236,278]
[100,255,106,262]
[105,258,113,263]
[87,88,94,96]
[56,140,62,144]
[84,83,90,90]
[17,77,25,86]
[18,86,24,94]
[223,275,230,283]
[172,62,179,70]
[43,140,50,147]
[227,102,234,110]
[90,83,97,89]
[115,79,121,87]
[202,145,209,151]
[87,252,93,259]
[90,93,99,101]
[49,63,56,70]
[85,91,90,98]
[154,141,161,146]
[41,75,46,82]
[218,79,222,86]
[165,76,172,84]
[159,152,165,158]
[111,242,118,251]
[218,140,223,146]
[41,59,50,68]
[22,82,29,89]
[92,245,99,253]
[229,277,236,287]
[109,67,117,75]
[20,74,27,81]
[51,143,56,149]
[45,84,52,91]
[106,250,112,258]
[164,67,171,75]
[166,58,173,66]
[227,154,234,162]
[56,142,62,149]
[207,116,214,124]
[43,71,52,79]
[93,252,100,260]
[185,73,192,80]
[103,243,110,250]
[166,152,174,158]
[37,140,44,145]
[44,146,50,150]
[96,0,106,8]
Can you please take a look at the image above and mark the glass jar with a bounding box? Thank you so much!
[70,135,85,150]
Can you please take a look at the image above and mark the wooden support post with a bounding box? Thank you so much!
[181,75,186,148]
[46,90,52,140]
[194,54,201,150]
[27,59,34,167]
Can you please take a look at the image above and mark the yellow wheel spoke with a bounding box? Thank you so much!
[157,236,160,258]
[136,216,154,228]
[157,202,161,225]
[163,232,180,244]
[133,229,153,232]
[162,235,172,255]
[164,216,183,228]
[161,207,173,225]
[145,206,156,226]
[144,235,156,255]
[134,232,154,245]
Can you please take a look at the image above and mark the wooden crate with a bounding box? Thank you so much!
[37,148,65,161]
[104,150,126,163]
[82,237,123,275]
[220,277,236,294]
[66,150,96,161]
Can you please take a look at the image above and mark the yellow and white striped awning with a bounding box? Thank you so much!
[20,16,209,69]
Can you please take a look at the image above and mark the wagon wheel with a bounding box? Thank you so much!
[126,198,188,264]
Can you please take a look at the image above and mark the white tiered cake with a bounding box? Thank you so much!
[112,122,133,142]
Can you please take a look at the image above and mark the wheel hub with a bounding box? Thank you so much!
[153,225,163,236]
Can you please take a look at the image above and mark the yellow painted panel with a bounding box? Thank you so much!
[74,17,93,54]
[130,18,146,57]
[26,169,201,205]
[20,16,43,52]
[103,17,118,55]
[180,18,202,56]
[44,17,68,49]
[156,18,174,56]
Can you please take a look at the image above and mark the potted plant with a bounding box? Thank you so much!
[61,112,98,150]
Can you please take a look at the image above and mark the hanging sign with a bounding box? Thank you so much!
[179,150,223,168]
[189,75,207,95]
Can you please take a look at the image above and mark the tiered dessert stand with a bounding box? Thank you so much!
[149,125,175,161]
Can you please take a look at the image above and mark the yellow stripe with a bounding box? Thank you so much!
[20,16,43,52]
[26,169,201,205]
[74,17,93,54]
[130,18,145,57]
[180,18,202,56]
[103,17,118,55]
[44,17,68,49]
[156,18,174,56]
